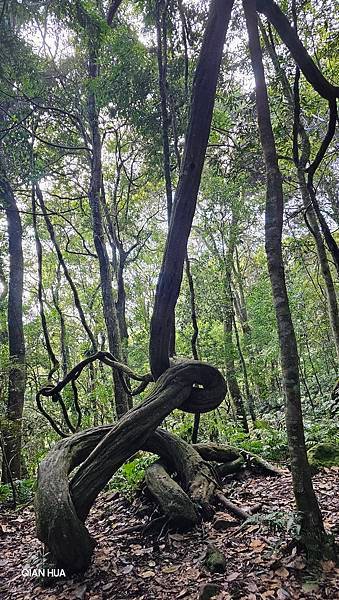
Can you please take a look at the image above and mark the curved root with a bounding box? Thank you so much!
[35,361,226,572]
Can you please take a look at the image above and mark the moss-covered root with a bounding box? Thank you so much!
[145,462,199,528]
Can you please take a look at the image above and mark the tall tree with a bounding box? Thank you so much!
[243,0,331,557]
[76,1,129,417]
[260,20,339,360]
[0,173,26,481]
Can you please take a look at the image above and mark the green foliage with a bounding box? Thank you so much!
[0,478,36,504]
[307,443,339,471]
[243,510,303,539]
[108,454,155,495]
[0,0,338,501]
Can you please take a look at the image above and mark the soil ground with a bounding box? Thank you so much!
[0,468,338,600]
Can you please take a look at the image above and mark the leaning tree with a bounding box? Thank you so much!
[34,0,338,572]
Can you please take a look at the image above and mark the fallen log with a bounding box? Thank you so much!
[195,442,284,477]
[242,452,285,477]
[193,443,240,463]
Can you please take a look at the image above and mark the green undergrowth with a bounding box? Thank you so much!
[0,477,36,505]
[107,453,155,496]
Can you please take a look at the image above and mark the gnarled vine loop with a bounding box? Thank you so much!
[35,360,226,572]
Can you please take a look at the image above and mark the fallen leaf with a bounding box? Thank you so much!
[302,581,319,593]
[226,572,240,582]
[250,538,266,552]
[275,567,289,578]
[169,533,185,541]
[121,564,134,574]
[246,524,260,533]
[246,581,258,592]
[139,570,155,578]
[162,565,179,573]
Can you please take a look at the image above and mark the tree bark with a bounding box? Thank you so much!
[256,0,339,101]
[35,360,226,571]
[260,22,339,359]
[36,184,97,351]
[222,214,249,433]
[155,0,177,356]
[185,256,201,442]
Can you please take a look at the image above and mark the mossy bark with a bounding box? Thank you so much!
[35,361,226,573]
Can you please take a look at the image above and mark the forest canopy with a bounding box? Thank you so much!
[0,0,338,598]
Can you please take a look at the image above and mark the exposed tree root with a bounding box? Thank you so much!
[215,491,251,520]
[145,462,199,528]
[35,361,284,574]
[144,439,281,528]
[35,361,226,573]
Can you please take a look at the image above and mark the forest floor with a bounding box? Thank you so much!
[0,468,338,600]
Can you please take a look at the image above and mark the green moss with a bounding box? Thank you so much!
[203,544,226,574]
[307,443,339,472]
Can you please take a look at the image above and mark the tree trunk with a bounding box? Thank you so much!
[35,361,226,572]
[185,256,201,442]
[223,308,249,433]
[155,0,176,356]
[233,312,256,423]
[244,0,329,558]
[223,215,249,433]
[0,176,26,482]
[36,184,97,352]
[299,174,339,359]
[260,20,339,360]
[150,0,235,379]
[87,46,129,418]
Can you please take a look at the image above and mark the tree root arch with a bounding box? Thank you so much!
[35,361,226,573]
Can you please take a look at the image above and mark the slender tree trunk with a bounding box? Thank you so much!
[256,0,339,275]
[87,47,129,418]
[223,296,249,433]
[260,21,339,360]
[232,248,259,415]
[116,251,129,361]
[52,266,70,379]
[150,0,235,379]
[32,186,60,380]
[186,257,201,443]
[0,257,8,344]
[233,312,256,423]
[299,174,339,359]
[244,0,329,558]
[155,0,176,356]
[36,184,97,351]
[0,177,26,482]
[101,186,129,366]
[156,0,172,222]
[223,214,249,432]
